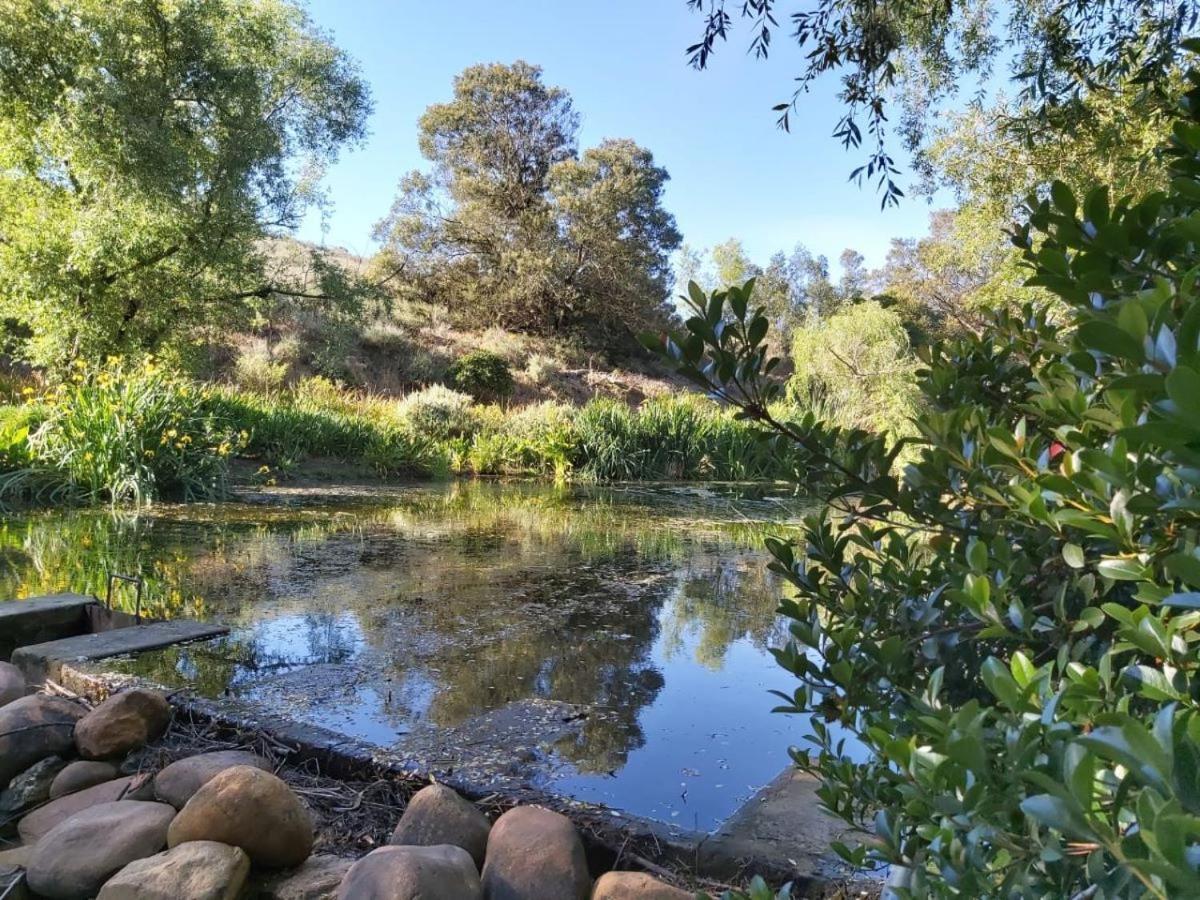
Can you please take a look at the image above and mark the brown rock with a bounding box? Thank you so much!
[25,800,176,900]
[0,756,67,816]
[255,855,353,900]
[0,661,25,708]
[167,766,313,868]
[592,871,693,899]
[18,776,140,843]
[97,840,250,900]
[50,760,121,799]
[0,694,86,786]
[389,783,491,868]
[481,806,591,900]
[153,750,271,809]
[74,689,170,760]
[337,845,481,899]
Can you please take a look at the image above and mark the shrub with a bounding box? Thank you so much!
[651,84,1200,897]
[24,359,243,504]
[233,348,289,394]
[447,350,514,401]
[396,385,480,440]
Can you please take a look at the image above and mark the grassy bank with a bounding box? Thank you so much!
[0,360,796,506]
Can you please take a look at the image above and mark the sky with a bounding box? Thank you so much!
[298,0,944,275]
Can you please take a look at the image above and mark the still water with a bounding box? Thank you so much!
[0,482,815,830]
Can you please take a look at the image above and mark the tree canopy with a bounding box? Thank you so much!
[683,0,1197,206]
[0,0,370,365]
[373,62,681,338]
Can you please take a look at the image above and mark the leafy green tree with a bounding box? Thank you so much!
[0,0,370,366]
[682,0,1195,205]
[650,67,1200,897]
[374,62,680,337]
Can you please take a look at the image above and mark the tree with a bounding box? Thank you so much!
[681,0,1196,205]
[0,0,371,366]
[374,62,681,337]
[652,66,1200,897]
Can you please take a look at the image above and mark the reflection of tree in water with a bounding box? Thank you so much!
[658,548,789,670]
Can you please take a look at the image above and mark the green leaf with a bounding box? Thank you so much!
[1097,557,1147,581]
[1062,543,1085,569]
[1077,320,1144,361]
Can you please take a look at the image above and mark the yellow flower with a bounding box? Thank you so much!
[257,465,271,474]
[20,387,34,396]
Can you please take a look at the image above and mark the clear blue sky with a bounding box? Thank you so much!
[299,0,943,274]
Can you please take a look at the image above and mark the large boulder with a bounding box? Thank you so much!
[592,872,693,899]
[18,776,148,843]
[336,845,481,900]
[153,750,271,809]
[25,800,176,900]
[74,689,170,760]
[255,855,353,900]
[97,840,250,900]
[480,806,591,900]
[0,695,86,786]
[50,760,121,799]
[0,756,67,816]
[0,661,25,708]
[167,766,313,868]
[389,784,491,868]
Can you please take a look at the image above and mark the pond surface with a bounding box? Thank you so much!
[0,482,817,831]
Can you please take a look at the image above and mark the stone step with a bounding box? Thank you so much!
[11,620,229,684]
[0,593,96,662]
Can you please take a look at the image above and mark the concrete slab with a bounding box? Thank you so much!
[0,594,95,662]
[11,620,229,684]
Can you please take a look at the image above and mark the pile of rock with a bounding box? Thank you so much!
[0,667,693,899]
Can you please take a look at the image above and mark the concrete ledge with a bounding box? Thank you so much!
[0,594,95,662]
[11,620,229,684]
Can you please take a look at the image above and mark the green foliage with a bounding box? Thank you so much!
[4,360,244,505]
[374,62,681,336]
[649,77,1200,895]
[788,300,920,442]
[447,350,515,401]
[396,385,481,441]
[0,0,370,365]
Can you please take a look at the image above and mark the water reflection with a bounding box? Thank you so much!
[0,482,810,828]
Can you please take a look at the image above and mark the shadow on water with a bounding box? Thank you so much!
[0,481,828,830]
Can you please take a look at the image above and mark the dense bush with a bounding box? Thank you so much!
[396,385,481,440]
[12,360,243,504]
[651,80,1200,897]
[447,350,515,401]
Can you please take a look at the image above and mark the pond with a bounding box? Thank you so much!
[0,481,820,832]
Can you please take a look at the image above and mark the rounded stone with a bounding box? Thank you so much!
[74,689,171,760]
[480,806,591,900]
[153,750,272,809]
[336,845,481,900]
[592,871,693,899]
[0,661,26,708]
[97,840,250,900]
[50,760,122,799]
[19,776,142,843]
[389,783,491,868]
[0,694,86,786]
[254,854,353,900]
[0,756,67,816]
[25,800,176,900]
[167,765,313,869]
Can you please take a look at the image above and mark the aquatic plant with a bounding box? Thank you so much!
[395,385,481,440]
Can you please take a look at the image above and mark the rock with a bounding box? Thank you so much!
[50,760,121,799]
[0,662,25,708]
[0,756,67,816]
[25,800,176,900]
[167,766,313,868]
[389,783,491,868]
[592,872,693,899]
[255,855,353,900]
[74,689,170,760]
[0,694,86,786]
[337,845,481,900]
[480,806,591,900]
[18,776,146,843]
[97,840,250,900]
[153,750,271,809]
[0,844,34,869]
